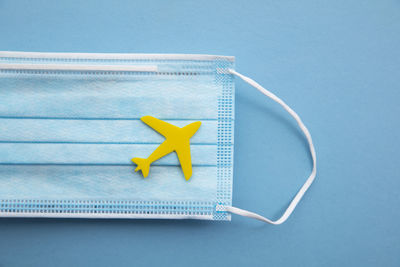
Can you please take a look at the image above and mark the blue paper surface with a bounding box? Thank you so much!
[0,0,399,266]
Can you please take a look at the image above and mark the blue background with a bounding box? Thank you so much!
[0,0,399,266]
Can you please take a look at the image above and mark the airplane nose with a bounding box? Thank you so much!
[194,121,202,131]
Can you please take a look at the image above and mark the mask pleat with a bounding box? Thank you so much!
[0,165,217,200]
[0,143,217,165]
[0,76,218,119]
[0,119,219,144]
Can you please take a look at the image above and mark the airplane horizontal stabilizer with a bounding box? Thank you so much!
[132,157,150,177]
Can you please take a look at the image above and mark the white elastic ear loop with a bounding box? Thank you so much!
[227,69,317,225]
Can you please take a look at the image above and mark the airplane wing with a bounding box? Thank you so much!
[175,141,193,181]
[141,116,179,138]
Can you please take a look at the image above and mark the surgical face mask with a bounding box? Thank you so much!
[0,51,316,224]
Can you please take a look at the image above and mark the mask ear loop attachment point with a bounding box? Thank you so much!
[226,69,317,225]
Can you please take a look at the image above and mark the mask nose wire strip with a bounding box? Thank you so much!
[226,69,317,225]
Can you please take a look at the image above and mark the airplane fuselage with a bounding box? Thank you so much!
[146,140,175,165]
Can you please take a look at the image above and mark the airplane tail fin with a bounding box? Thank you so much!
[131,157,150,177]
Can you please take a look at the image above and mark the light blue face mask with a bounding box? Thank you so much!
[0,51,316,224]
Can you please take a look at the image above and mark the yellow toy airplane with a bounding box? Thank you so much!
[132,116,201,181]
